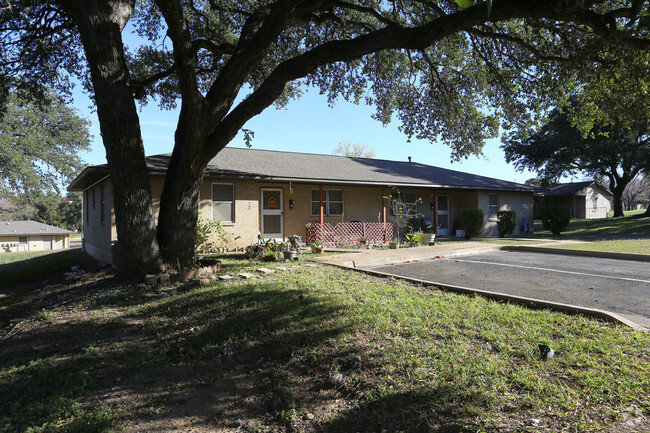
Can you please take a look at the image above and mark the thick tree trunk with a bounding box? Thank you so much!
[157,108,210,269]
[611,182,627,218]
[61,0,162,280]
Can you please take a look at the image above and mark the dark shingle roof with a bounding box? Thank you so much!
[0,220,74,236]
[545,181,612,197]
[70,148,535,192]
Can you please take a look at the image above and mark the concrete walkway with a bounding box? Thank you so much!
[316,242,504,268]
[313,241,650,332]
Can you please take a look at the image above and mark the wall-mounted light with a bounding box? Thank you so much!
[289,182,293,193]
[289,199,295,210]
[430,202,434,210]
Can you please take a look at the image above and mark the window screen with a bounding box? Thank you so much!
[311,189,344,216]
[212,184,234,222]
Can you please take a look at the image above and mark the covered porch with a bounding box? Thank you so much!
[304,186,445,247]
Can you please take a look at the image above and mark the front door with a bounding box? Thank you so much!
[261,188,283,241]
[437,195,450,236]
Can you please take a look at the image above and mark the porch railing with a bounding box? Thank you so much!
[306,222,394,247]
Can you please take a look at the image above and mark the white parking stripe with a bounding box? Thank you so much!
[445,258,650,284]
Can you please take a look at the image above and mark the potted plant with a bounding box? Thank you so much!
[262,250,278,262]
[288,234,302,250]
[310,240,324,253]
[388,239,399,249]
[359,237,367,248]
[421,232,435,245]
[405,231,422,246]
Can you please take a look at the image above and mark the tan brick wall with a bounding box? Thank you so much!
[0,234,70,253]
[199,178,261,248]
[84,173,534,262]
[479,190,534,236]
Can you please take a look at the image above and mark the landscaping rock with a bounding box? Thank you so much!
[198,278,211,286]
[256,267,275,275]
[144,274,158,285]
[218,275,234,281]
[276,266,290,271]
[525,419,542,427]
[238,273,257,279]
[330,373,347,386]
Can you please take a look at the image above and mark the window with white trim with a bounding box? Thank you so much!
[212,183,234,222]
[389,192,418,216]
[488,193,499,219]
[311,189,344,216]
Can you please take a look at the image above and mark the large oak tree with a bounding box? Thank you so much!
[3,0,650,279]
[502,104,650,217]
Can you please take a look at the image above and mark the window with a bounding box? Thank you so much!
[311,189,344,216]
[100,182,105,225]
[389,192,418,216]
[401,192,418,216]
[488,193,499,219]
[85,190,90,225]
[212,183,234,222]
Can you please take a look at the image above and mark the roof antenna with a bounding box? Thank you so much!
[408,156,412,162]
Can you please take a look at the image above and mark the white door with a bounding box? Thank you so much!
[43,235,52,251]
[261,189,283,241]
[437,195,450,236]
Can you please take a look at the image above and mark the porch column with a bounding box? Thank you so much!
[319,185,324,226]
[381,187,387,241]
[433,191,438,243]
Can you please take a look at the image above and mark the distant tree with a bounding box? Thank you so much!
[623,175,650,211]
[332,140,376,158]
[524,178,552,189]
[59,193,82,231]
[30,191,82,231]
[0,197,35,221]
[502,102,650,217]
[0,90,91,198]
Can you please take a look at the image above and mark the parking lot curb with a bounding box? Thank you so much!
[321,261,649,332]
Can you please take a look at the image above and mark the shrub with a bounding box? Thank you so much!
[496,210,517,237]
[195,214,228,253]
[460,209,484,239]
[540,206,571,235]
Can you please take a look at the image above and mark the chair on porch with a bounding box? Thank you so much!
[421,217,434,233]
[408,217,421,232]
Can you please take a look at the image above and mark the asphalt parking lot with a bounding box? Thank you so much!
[373,250,650,322]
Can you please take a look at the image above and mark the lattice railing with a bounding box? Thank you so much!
[305,222,394,247]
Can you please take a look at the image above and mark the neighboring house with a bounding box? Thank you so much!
[0,220,73,253]
[68,148,536,264]
[630,199,649,210]
[537,181,612,219]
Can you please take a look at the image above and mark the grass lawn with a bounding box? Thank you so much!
[0,249,95,288]
[529,211,650,254]
[1,253,648,432]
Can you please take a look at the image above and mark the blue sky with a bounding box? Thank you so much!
[74,85,543,185]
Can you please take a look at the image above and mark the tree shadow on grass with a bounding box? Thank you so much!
[315,386,488,433]
[0,277,355,431]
